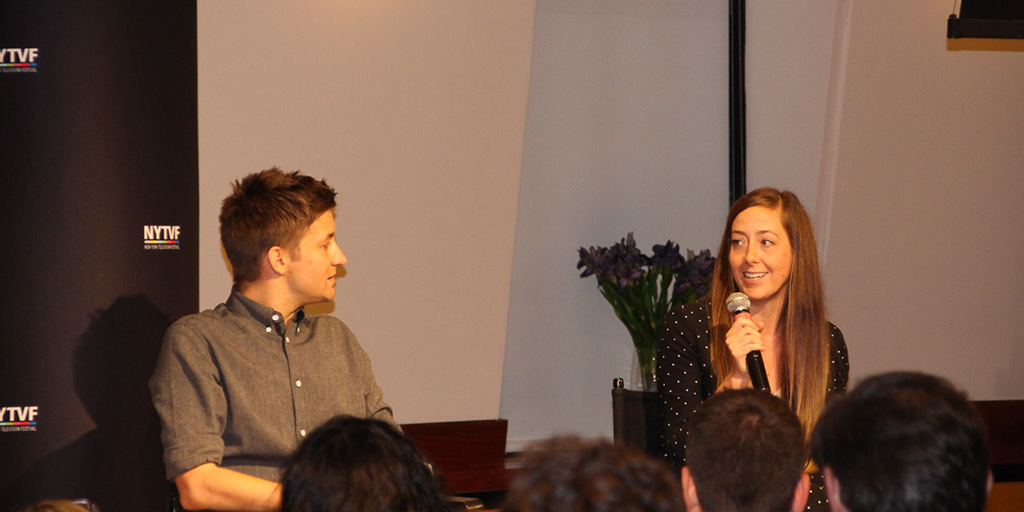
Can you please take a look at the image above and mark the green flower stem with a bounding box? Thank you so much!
[598,268,678,392]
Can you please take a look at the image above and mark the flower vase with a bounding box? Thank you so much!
[630,344,658,392]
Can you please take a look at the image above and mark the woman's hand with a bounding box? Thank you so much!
[721,314,765,390]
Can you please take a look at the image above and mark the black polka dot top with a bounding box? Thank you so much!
[656,298,849,470]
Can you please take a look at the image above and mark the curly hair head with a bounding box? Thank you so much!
[502,436,683,512]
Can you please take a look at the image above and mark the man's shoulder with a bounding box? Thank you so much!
[304,313,354,337]
[169,302,233,328]
[164,302,241,342]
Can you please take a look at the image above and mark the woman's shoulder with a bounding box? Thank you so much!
[827,322,845,343]
[667,298,711,325]
[682,297,712,315]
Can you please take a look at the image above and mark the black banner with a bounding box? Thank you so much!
[0,3,198,511]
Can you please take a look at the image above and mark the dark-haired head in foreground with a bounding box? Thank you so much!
[502,436,684,512]
[683,389,809,512]
[811,371,991,512]
[280,415,449,512]
[17,500,93,512]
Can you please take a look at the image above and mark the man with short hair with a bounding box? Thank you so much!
[150,168,396,511]
[681,389,809,512]
[811,371,992,512]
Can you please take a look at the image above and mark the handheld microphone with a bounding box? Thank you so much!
[726,292,770,393]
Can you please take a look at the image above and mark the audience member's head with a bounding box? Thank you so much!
[279,415,449,512]
[17,500,94,512]
[502,436,684,512]
[219,167,338,285]
[811,371,991,512]
[682,389,809,512]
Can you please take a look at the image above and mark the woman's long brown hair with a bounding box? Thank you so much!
[708,188,830,440]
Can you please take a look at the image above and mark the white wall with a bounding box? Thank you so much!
[197,2,537,423]
[745,0,841,219]
[503,0,1024,448]
[196,0,1024,450]
[820,0,1024,398]
[500,0,730,448]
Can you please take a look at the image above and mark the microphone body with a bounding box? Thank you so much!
[725,292,771,393]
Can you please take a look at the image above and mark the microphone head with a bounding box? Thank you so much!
[726,292,751,315]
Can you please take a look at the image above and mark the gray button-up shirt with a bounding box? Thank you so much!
[149,289,396,482]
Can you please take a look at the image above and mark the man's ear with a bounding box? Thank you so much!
[266,246,289,276]
[822,466,847,512]
[790,473,810,512]
[680,467,702,512]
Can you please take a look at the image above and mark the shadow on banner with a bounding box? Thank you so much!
[0,296,170,511]
[0,2,198,511]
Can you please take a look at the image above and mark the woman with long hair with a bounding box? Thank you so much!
[657,187,848,511]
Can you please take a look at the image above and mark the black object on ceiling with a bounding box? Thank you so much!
[948,0,1024,39]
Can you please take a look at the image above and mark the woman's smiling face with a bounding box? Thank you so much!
[728,205,793,310]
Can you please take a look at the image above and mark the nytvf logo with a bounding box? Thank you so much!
[144,225,181,241]
[1,405,39,424]
[1,48,40,65]
[144,225,181,250]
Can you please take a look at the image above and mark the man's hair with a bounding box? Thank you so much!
[502,436,684,512]
[686,389,805,512]
[280,415,449,512]
[219,167,337,284]
[811,371,990,512]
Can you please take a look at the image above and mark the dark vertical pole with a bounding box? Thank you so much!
[729,0,747,205]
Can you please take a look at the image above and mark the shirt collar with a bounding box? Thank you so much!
[226,287,306,330]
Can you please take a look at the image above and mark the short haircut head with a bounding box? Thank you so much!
[502,436,684,512]
[280,415,449,512]
[811,371,990,512]
[686,389,805,512]
[219,167,337,285]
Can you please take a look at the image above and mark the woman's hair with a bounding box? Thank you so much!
[708,187,830,439]
[280,415,450,512]
[502,436,684,512]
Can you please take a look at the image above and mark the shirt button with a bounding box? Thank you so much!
[265,326,272,333]
[286,337,290,343]
[272,314,280,322]
[300,429,306,437]
[295,380,302,387]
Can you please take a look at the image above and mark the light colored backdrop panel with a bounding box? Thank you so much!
[501,0,730,449]
[821,0,1024,398]
[745,0,840,220]
[197,2,537,423]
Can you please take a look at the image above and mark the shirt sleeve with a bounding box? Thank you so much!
[355,339,398,429]
[656,301,714,472]
[330,320,399,431]
[827,323,850,396]
[149,320,228,480]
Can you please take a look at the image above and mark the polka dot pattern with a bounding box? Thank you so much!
[656,299,849,512]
